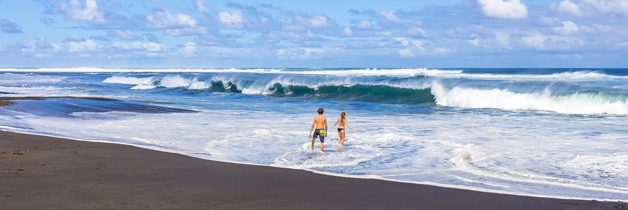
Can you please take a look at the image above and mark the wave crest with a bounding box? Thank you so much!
[431,82,628,115]
[102,75,628,115]
[267,83,434,104]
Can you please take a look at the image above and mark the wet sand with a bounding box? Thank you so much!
[0,100,13,107]
[0,97,196,113]
[0,131,623,210]
[0,96,116,101]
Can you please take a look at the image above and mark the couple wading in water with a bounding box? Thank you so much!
[308,108,351,152]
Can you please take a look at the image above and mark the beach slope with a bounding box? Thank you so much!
[0,131,623,210]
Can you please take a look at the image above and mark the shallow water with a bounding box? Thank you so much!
[0,68,627,201]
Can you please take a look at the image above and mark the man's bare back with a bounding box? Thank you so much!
[314,115,326,129]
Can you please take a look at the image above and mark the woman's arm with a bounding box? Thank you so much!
[333,117,340,127]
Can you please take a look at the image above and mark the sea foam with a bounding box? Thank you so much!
[431,81,628,115]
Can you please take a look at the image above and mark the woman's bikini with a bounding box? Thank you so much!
[337,118,345,132]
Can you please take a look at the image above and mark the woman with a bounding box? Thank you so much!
[333,112,351,145]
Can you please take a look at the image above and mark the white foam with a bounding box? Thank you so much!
[431,81,628,115]
[0,85,94,97]
[158,75,192,88]
[103,76,155,85]
[3,71,628,201]
[3,67,460,77]
[451,144,487,168]
[131,84,157,90]
[1,104,627,201]
[5,68,628,82]
[562,154,628,191]
[275,68,462,77]
[423,71,628,81]
[188,79,211,90]
[0,73,67,84]
[101,74,432,95]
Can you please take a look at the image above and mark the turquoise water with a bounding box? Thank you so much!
[0,68,627,201]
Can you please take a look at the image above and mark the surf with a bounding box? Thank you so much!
[431,81,628,116]
[101,73,628,115]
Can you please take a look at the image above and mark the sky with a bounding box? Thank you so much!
[0,0,627,68]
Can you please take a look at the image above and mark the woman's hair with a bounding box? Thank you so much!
[317,107,324,114]
[341,112,346,121]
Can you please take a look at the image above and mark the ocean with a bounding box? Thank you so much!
[0,68,626,201]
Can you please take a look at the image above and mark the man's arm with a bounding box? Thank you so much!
[324,117,328,131]
[309,120,315,137]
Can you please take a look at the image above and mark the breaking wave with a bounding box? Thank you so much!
[431,82,628,116]
[102,75,433,104]
[266,83,434,104]
[103,74,628,115]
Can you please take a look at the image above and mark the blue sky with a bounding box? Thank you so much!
[0,0,627,68]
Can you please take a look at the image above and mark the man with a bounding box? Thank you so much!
[309,107,328,152]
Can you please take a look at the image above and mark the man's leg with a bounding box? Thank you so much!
[320,136,325,152]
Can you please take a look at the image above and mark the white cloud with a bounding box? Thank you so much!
[554,21,580,34]
[21,37,62,57]
[113,41,163,52]
[21,39,40,53]
[495,32,512,49]
[521,33,547,48]
[520,32,583,49]
[181,42,197,57]
[111,30,136,40]
[297,16,329,28]
[343,27,353,36]
[203,47,263,58]
[381,10,399,22]
[18,36,170,58]
[395,37,450,57]
[196,0,209,13]
[539,16,560,25]
[407,26,428,37]
[357,20,373,29]
[556,0,583,16]
[463,32,515,49]
[277,48,326,60]
[468,38,482,46]
[397,48,414,57]
[146,12,196,28]
[555,0,628,17]
[219,10,245,27]
[579,24,613,33]
[584,0,628,16]
[478,0,528,19]
[66,38,99,53]
[432,47,450,54]
[61,0,105,23]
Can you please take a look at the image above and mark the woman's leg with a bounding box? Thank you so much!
[340,130,346,145]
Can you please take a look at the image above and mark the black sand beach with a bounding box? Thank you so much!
[0,97,196,115]
[0,130,624,210]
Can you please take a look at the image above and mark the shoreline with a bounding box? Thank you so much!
[0,96,112,108]
[6,128,628,203]
[0,130,623,209]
